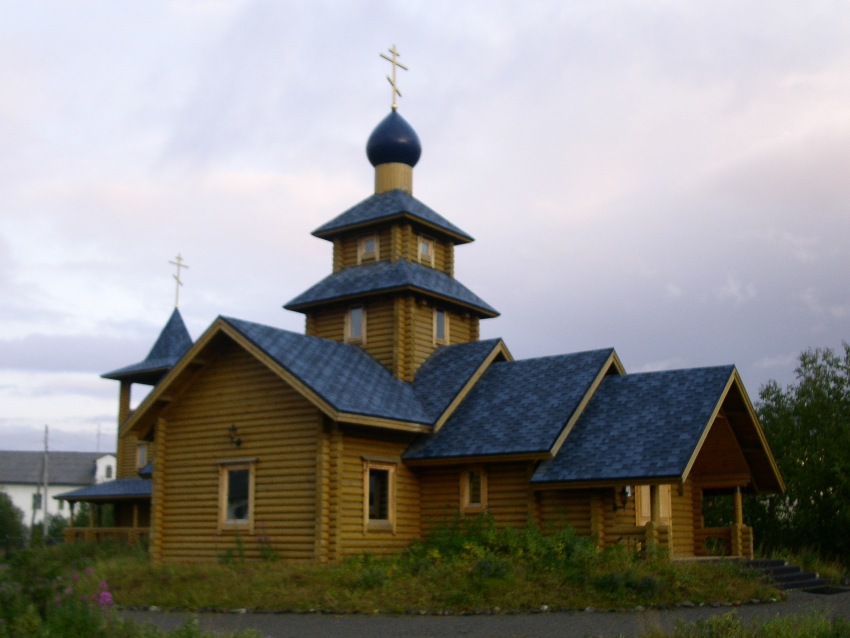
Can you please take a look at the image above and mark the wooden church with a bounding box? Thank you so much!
[60,56,783,562]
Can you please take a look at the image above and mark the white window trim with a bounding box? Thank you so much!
[218,460,256,532]
[357,235,379,264]
[345,306,367,343]
[362,460,396,533]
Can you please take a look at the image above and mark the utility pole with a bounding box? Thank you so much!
[43,425,49,538]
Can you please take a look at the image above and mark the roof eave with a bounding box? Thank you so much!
[312,212,474,245]
[285,285,499,318]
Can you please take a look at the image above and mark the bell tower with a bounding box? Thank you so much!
[284,49,498,382]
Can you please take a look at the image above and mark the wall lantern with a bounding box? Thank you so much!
[228,424,242,447]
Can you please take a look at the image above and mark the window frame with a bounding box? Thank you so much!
[345,305,366,343]
[362,460,396,532]
[136,442,148,469]
[417,236,435,267]
[433,308,449,344]
[218,460,256,532]
[357,234,379,264]
[460,467,487,513]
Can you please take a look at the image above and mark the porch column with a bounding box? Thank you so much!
[730,486,744,557]
[119,381,132,425]
[645,485,661,547]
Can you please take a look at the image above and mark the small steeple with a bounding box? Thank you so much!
[369,46,421,195]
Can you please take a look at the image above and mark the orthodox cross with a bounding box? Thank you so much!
[380,44,408,110]
[169,253,189,308]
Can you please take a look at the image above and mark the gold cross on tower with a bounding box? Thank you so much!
[169,253,189,308]
[380,44,408,111]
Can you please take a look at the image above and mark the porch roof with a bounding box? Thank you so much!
[532,366,736,485]
[56,478,152,502]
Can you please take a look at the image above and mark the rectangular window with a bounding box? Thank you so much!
[461,468,487,512]
[357,235,379,263]
[346,306,366,343]
[32,493,42,510]
[418,236,435,267]
[363,460,395,531]
[369,469,389,520]
[434,309,448,344]
[136,443,148,469]
[219,462,256,530]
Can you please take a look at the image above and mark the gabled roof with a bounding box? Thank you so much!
[221,317,431,425]
[56,478,151,502]
[0,451,112,486]
[412,339,510,424]
[531,365,777,487]
[102,308,193,385]
[312,190,474,244]
[284,259,499,318]
[404,349,618,462]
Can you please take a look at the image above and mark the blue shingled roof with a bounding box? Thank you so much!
[102,308,193,384]
[405,349,615,460]
[532,366,735,485]
[56,478,152,502]
[222,317,431,424]
[312,190,474,243]
[284,260,499,317]
[412,339,506,423]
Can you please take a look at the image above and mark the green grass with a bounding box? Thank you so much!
[641,611,850,637]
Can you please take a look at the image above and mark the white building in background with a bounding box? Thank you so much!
[0,451,116,527]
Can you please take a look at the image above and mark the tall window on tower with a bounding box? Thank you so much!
[434,308,449,344]
[418,236,435,267]
[346,306,366,343]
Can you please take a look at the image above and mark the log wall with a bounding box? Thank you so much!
[154,340,323,562]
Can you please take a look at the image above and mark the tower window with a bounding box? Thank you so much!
[346,306,366,343]
[136,443,148,469]
[418,236,435,267]
[434,309,449,344]
[358,235,379,263]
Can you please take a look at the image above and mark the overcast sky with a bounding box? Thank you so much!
[2,1,848,452]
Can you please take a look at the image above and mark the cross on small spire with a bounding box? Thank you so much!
[380,44,408,110]
[169,253,189,308]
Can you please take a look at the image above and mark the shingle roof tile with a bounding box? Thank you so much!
[56,478,151,501]
[405,349,615,460]
[102,309,193,383]
[312,190,473,243]
[412,339,505,422]
[0,451,110,486]
[222,317,432,424]
[284,260,498,317]
[532,366,735,484]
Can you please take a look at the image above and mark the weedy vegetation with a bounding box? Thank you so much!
[40,515,777,615]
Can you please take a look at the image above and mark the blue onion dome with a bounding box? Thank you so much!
[366,110,422,167]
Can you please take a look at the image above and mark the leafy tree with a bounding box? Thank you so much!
[0,489,27,558]
[748,343,850,560]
